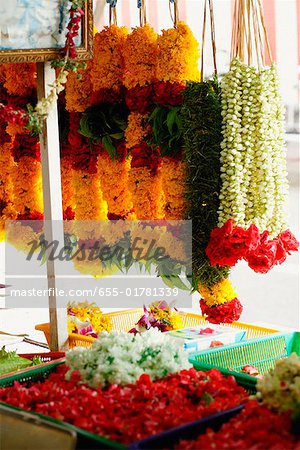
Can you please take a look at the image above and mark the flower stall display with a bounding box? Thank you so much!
[0,366,247,445]
[67,301,112,337]
[129,300,183,333]
[65,328,191,388]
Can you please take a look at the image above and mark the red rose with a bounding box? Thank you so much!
[154,81,185,106]
[246,238,278,273]
[116,141,128,162]
[206,220,260,267]
[200,297,243,324]
[17,210,44,233]
[279,229,299,253]
[68,113,84,148]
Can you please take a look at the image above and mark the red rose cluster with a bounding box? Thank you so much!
[206,219,299,273]
[0,366,247,445]
[176,401,299,450]
[64,5,84,60]
[200,297,243,324]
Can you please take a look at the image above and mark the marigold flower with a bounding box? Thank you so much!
[65,64,92,112]
[92,25,128,92]
[199,278,237,307]
[123,24,158,88]
[3,63,36,96]
[72,170,108,221]
[157,22,200,83]
[161,158,186,219]
[125,113,151,149]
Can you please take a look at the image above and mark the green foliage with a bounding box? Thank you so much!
[147,105,183,157]
[80,103,129,159]
[181,79,230,290]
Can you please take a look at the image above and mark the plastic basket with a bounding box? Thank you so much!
[35,309,278,349]
[189,332,300,393]
[35,323,95,349]
[129,406,244,450]
[0,362,125,449]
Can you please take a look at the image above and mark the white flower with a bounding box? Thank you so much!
[65,329,192,388]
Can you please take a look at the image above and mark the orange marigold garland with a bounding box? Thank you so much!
[156,22,200,84]
[97,145,135,219]
[161,157,186,220]
[123,24,158,89]
[92,26,128,92]
[65,64,93,112]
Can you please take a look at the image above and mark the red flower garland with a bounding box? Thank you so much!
[206,219,299,273]
[131,143,161,174]
[200,297,243,324]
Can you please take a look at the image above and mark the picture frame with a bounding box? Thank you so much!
[0,0,93,63]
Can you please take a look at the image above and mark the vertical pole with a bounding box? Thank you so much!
[37,62,68,351]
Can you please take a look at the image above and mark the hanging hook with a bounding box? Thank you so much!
[169,0,179,28]
[137,0,147,27]
[106,0,118,26]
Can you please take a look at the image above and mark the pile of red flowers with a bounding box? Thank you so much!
[176,401,299,449]
[206,219,299,273]
[0,366,247,445]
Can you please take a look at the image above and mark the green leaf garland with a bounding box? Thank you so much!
[182,79,230,290]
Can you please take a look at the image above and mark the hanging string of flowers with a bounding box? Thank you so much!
[206,0,299,276]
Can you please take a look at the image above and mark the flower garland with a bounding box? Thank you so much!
[206,58,299,273]
[65,64,92,113]
[91,25,128,92]
[156,22,200,84]
[123,23,165,220]
[181,80,241,323]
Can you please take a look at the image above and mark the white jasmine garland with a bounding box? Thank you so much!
[65,328,192,388]
[218,58,289,236]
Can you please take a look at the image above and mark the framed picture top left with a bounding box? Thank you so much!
[0,0,93,63]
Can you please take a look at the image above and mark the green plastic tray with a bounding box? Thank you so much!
[189,332,300,394]
[0,361,125,450]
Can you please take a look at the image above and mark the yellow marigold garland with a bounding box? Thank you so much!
[65,64,93,112]
[97,153,135,218]
[92,25,128,92]
[11,157,43,216]
[123,24,158,88]
[0,141,16,241]
[61,158,75,212]
[125,113,151,149]
[199,279,237,307]
[129,167,165,220]
[157,22,200,83]
[161,158,186,219]
[72,170,108,222]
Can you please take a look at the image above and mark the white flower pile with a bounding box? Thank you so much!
[65,328,191,388]
[218,58,289,236]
